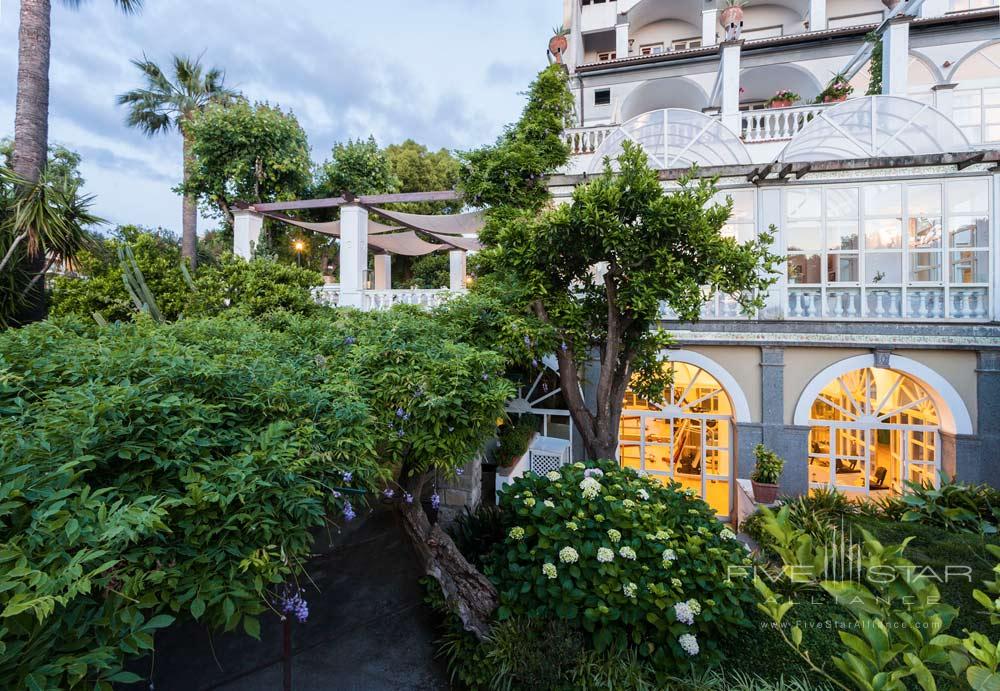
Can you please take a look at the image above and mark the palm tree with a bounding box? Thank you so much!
[11,0,141,322]
[118,55,238,269]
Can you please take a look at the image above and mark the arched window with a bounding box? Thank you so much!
[620,360,738,517]
[952,42,1000,144]
[808,367,941,498]
[588,109,752,175]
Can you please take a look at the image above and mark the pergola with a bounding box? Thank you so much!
[232,191,483,308]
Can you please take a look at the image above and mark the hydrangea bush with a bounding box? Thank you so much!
[490,460,755,671]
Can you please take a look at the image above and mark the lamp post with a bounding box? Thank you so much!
[293,239,305,267]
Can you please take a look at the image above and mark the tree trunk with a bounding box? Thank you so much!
[11,0,52,324]
[181,131,198,270]
[397,471,497,640]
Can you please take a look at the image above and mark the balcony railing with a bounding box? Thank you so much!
[741,103,830,143]
[312,285,462,311]
[565,125,617,155]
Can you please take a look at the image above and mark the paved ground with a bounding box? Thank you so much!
[127,508,449,691]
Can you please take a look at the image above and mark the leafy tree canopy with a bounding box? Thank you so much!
[182,100,312,223]
[458,66,781,460]
[385,139,460,214]
[0,137,84,187]
[314,135,399,200]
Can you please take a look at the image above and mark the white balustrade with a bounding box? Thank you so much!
[741,103,830,143]
[564,125,617,155]
[312,286,463,312]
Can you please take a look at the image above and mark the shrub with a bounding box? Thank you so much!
[187,255,322,318]
[494,414,538,466]
[876,474,999,534]
[751,444,785,484]
[488,460,755,672]
[448,504,506,571]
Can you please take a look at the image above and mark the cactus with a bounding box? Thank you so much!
[118,243,163,322]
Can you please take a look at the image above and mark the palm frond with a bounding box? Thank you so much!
[60,0,143,15]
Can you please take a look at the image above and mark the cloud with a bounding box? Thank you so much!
[0,0,561,232]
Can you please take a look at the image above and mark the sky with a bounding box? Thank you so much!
[0,0,562,233]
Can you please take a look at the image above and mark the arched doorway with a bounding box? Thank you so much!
[619,357,744,518]
[806,367,943,498]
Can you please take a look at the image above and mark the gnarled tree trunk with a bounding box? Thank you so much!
[11,0,52,324]
[397,471,497,640]
[181,130,198,270]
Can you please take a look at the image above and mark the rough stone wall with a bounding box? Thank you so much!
[438,454,483,526]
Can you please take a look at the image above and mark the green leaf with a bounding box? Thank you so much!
[190,598,206,619]
[244,615,261,639]
[968,666,1000,691]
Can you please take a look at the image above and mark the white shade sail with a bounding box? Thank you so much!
[587,108,751,175]
[779,96,970,163]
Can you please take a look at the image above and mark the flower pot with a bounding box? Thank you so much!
[720,6,744,28]
[549,34,568,62]
[823,94,848,103]
[769,99,793,109]
[752,480,780,504]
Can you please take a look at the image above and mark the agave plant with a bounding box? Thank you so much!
[0,166,101,326]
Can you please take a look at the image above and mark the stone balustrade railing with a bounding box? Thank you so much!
[312,285,462,312]
[564,125,617,155]
[741,103,831,143]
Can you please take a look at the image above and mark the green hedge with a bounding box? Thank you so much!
[0,308,511,688]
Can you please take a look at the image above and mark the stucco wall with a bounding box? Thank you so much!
[630,19,701,51]
[681,345,764,422]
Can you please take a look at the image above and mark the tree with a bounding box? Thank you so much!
[182,100,311,224]
[117,54,239,269]
[385,139,460,214]
[10,0,141,323]
[1,138,84,187]
[313,136,399,199]
[461,67,781,460]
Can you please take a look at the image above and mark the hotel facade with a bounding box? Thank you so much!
[512,0,1000,518]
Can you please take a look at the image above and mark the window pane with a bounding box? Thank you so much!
[907,184,942,216]
[788,254,822,284]
[828,254,859,283]
[826,188,859,218]
[910,252,942,282]
[864,184,902,216]
[948,179,989,214]
[909,217,942,249]
[787,189,821,219]
[787,222,823,251]
[866,253,902,283]
[948,216,989,248]
[865,218,902,249]
[949,250,988,283]
[828,221,860,250]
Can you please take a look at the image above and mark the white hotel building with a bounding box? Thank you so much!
[517,0,1000,517]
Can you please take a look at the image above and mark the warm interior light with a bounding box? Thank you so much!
[293,240,305,252]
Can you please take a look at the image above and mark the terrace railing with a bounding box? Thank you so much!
[312,285,462,311]
[740,103,830,143]
[564,125,617,155]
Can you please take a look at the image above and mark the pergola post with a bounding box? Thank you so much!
[720,40,743,135]
[233,209,263,260]
[373,254,392,291]
[339,203,369,308]
[882,16,911,97]
[449,250,467,291]
[701,7,718,47]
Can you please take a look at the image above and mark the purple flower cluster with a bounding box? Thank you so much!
[344,336,356,346]
[343,501,356,522]
[395,407,411,421]
[404,492,414,504]
[342,471,353,483]
[383,488,395,499]
[281,591,309,623]
[431,493,441,510]
[455,468,464,477]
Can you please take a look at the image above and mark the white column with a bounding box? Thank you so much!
[615,20,630,59]
[702,9,718,47]
[373,254,391,290]
[339,204,369,308]
[882,17,911,97]
[720,40,743,135]
[449,250,467,291]
[919,0,949,18]
[233,209,263,260]
[933,83,957,121]
[808,0,826,31]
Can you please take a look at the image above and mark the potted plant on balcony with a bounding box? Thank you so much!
[751,444,785,504]
[549,25,570,63]
[816,73,854,103]
[719,0,750,29]
[766,89,800,108]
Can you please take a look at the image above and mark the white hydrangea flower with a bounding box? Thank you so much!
[565,521,579,531]
[719,528,737,540]
[637,489,650,501]
[654,529,672,541]
[687,599,702,616]
[583,468,604,478]
[623,582,637,598]
[671,578,683,589]
[607,529,621,543]
[679,633,699,656]
[559,546,579,564]
[674,601,695,625]
[579,476,602,500]
[546,471,562,482]
[542,563,558,579]
[662,548,677,562]
[524,498,536,507]
[619,546,637,560]
[509,527,525,541]
[622,499,636,508]
[597,547,615,563]
[544,500,555,508]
